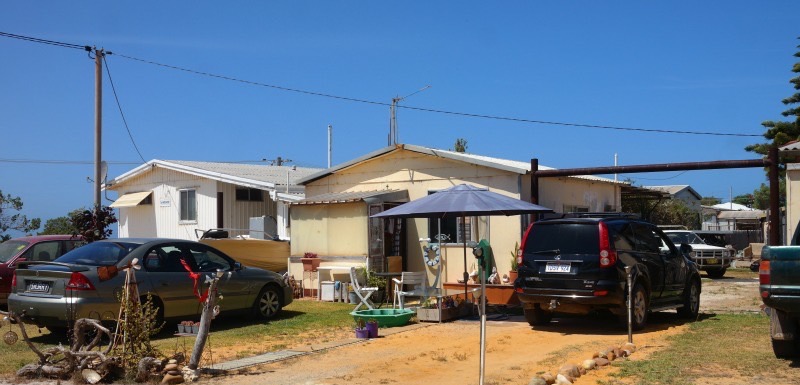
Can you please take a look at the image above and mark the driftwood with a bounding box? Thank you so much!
[188,272,223,371]
[136,357,164,382]
[3,310,119,380]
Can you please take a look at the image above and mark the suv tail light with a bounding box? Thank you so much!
[598,222,617,268]
[66,272,96,291]
[11,271,16,291]
[517,223,534,266]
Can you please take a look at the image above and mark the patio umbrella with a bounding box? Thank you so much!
[371,183,552,385]
[371,183,552,297]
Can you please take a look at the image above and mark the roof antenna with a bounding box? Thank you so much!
[389,85,431,146]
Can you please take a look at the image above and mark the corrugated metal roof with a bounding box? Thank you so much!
[297,144,623,185]
[642,185,702,200]
[294,190,408,205]
[108,160,323,193]
[718,210,766,220]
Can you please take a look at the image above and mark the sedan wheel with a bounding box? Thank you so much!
[254,286,282,319]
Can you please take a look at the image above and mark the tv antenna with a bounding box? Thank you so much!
[388,85,431,146]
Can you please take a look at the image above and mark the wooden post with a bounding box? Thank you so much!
[188,272,222,370]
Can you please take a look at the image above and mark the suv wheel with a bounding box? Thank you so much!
[706,268,726,279]
[523,306,553,326]
[626,283,648,330]
[772,338,799,358]
[677,278,700,319]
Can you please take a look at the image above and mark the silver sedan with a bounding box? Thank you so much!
[8,238,292,331]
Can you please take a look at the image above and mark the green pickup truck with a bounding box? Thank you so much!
[760,224,800,358]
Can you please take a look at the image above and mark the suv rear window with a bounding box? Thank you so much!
[524,223,599,255]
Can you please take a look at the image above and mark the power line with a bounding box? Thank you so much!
[0,31,764,138]
[0,158,141,165]
[0,31,89,51]
[102,55,147,163]
[110,53,761,138]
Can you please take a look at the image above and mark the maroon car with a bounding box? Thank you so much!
[0,235,85,306]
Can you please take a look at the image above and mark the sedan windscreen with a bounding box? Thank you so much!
[54,242,139,266]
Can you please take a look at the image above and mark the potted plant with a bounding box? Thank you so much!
[354,319,369,339]
[509,242,520,284]
[301,252,320,272]
[365,318,379,338]
[366,270,387,304]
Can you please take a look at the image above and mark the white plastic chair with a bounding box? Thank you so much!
[349,267,378,311]
[393,271,434,309]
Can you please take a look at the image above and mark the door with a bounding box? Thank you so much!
[141,243,203,319]
[368,204,385,272]
[656,229,688,299]
[633,223,665,299]
[187,243,252,310]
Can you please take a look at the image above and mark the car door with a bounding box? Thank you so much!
[185,243,253,311]
[656,229,688,299]
[633,223,665,300]
[141,243,203,319]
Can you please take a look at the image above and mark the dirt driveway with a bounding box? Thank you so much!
[208,275,763,385]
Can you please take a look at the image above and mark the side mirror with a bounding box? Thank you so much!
[233,262,244,271]
[679,243,694,258]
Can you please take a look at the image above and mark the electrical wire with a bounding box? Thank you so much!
[0,31,89,51]
[111,53,762,138]
[0,158,141,165]
[102,54,147,163]
[0,31,764,138]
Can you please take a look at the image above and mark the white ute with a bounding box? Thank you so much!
[663,230,732,278]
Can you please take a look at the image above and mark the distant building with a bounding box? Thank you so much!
[642,185,702,212]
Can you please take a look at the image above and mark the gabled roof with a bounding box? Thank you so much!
[713,202,756,211]
[294,189,409,205]
[297,144,623,185]
[642,185,702,200]
[107,159,323,194]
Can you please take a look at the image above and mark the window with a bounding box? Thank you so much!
[429,216,474,244]
[180,189,197,221]
[235,188,264,202]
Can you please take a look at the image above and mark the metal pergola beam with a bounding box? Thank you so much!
[531,151,781,245]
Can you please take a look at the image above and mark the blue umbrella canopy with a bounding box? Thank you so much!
[371,184,552,219]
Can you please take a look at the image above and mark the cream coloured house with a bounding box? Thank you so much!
[288,144,626,287]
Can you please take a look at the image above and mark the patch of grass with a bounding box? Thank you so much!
[0,300,355,377]
[612,313,796,384]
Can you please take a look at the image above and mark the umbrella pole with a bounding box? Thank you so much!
[479,252,486,385]
[462,215,468,300]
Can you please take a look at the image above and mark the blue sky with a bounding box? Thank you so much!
[1,2,798,233]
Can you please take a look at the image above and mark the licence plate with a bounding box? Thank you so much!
[707,258,718,265]
[26,281,50,293]
[545,262,571,273]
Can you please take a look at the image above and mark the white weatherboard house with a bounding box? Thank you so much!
[105,160,321,240]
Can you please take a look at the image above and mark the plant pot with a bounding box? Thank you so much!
[508,270,518,284]
[177,324,186,333]
[354,327,370,339]
[365,321,378,338]
[301,258,321,272]
[348,291,358,304]
[190,325,199,334]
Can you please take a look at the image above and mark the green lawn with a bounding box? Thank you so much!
[604,313,798,385]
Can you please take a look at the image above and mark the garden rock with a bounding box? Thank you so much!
[558,364,580,378]
[581,359,596,370]
[528,377,547,385]
[623,342,636,353]
[555,374,573,385]
[541,372,556,384]
[594,357,610,367]
[161,373,184,384]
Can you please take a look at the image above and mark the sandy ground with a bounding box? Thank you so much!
[1,274,771,385]
[201,275,765,385]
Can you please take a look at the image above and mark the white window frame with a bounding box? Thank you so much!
[179,189,197,223]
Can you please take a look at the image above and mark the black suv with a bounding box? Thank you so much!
[513,214,701,329]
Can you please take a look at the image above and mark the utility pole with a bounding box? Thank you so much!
[94,48,104,209]
[387,85,431,146]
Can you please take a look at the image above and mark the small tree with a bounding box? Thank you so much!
[40,209,82,235]
[453,138,468,153]
[71,206,117,243]
[0,190,40,241]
